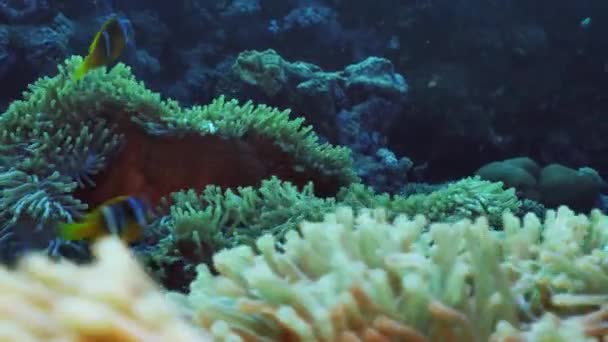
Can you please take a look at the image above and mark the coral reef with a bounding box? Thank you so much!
[0,237,209,341]
[1,3,608,340]
[1,1,608,183]
[178,206,608,341]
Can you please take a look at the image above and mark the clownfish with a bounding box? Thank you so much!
[73,16,132,81]
[58,196,153,243]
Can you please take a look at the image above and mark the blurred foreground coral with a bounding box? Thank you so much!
[180,206,608,342]
[0,237,210,342]
[3,206,608,341]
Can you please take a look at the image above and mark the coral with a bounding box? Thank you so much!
[339,176,520,227]
[392,177,520,226]
[1,56,356,198]
[0,55,356,260]
[336,97,404,153]
[337,97,411,192]
[178,206,608,341]
[0,170,86,228]
[1,0,607,180]
[0,236,210,341]
[0,169,88,263]
[232,49,288,97]
[142,176,334,291]
[144,176,518,290]
[342,56,408,102]
[492,312,596,341]
[1,112,122,186]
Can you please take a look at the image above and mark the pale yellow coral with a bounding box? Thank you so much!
[178,206,608,342]
[492,313,592,342]
[0,237,210,342]
[4,206,608,341]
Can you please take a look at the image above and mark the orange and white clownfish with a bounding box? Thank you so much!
[58,196,153,244]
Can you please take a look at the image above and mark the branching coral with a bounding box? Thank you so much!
[493,311,600,341]
[175,206,608,341]
[0,237,210,341]
[3,204,608,341]
[179,207,511,341]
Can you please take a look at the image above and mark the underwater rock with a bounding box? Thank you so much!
[9,12,73,75]
[227,49,411,192]
[231,49,288,97]
[352,147,413,193]
[0,0,50,24]
[229,49,408,109]
[343,56,408,103]
[476,157,540,200]
[539,164,605,212]
[477,157,607,211]
[129,10,170,57]
[281,4,336,31]
[336,97,410,191]
[295,71,346,119]
[0,25,15,80]
[220,0,261,18]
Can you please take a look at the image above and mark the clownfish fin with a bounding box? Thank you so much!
[72,61,89,81]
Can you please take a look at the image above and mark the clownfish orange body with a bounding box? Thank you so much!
[73,16,131,81]
[58,196,153,244]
